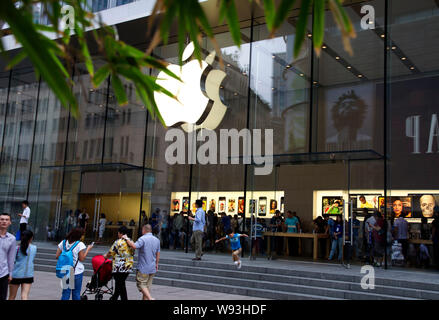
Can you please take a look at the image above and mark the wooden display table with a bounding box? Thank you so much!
[263,232,329,260]
[408,239,433,245]
[105,225,138,241]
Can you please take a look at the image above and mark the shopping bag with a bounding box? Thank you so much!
[15,229,21,241]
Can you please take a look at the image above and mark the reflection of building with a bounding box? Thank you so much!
[0,0,438,265]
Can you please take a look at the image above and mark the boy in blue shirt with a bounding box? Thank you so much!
[216,229,249,269]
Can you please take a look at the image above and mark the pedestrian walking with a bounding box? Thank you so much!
[56,228,93,300]
[17,200,31,234]
[328,215,343,262]
[104,226,134,300]
[8,230,37,300]
[188,200,205,261]
[124,224,160,300]
[215,229,248,269]
[0,213,16,300]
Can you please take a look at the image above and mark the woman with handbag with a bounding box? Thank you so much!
[8,230,37,300]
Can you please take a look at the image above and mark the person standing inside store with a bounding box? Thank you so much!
[284,210,300,256]
[8,230,37,300]
[188,200,206,261]
[394,213,409,263]
[270,210,284,256]
[328,215,344,262]
[0,213,16,300]
[371,212,385,267]
[173,212,184,249]
[124,224,160,300]
[18,200,31,233]
[104,226,134,300]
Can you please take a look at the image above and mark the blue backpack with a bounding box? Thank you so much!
[56,240,80,278]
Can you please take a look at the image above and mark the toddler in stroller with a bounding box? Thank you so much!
[81,255,113,300]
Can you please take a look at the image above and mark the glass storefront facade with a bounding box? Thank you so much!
[1,0,438,260]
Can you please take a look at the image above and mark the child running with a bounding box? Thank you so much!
[215,229,248,269]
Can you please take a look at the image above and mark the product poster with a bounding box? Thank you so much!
[171,199,180,212]
[219,197,226,212]
[270,199,277,214]
[209,199,216,212]
[379,196,412,218]
[238,197,244,214]
[409,194,439,218]
[322,197,344,215]
[249,200,257,214]
[192,202,197,214]
[228,199,236,213]
[182,197,189,212]
[259,197,267,216]
[201,197,207,211]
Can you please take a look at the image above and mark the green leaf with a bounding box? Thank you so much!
[6,50,27,70]
[263,0,275,31]
[313,0,325,56]
[293,0,312,58]
[272,0,297,31]
[92,65,111,88]
[219,0,241,47]
[0,1,77,116]
[111,74,128,106]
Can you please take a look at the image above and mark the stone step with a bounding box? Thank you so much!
[34,263,339,300]
[34,257,428,300]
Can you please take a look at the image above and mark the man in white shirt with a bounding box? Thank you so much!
[18,200,30,233]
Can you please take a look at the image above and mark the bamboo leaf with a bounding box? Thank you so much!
[219,0,241,47]
[92,65,110,88]
[271,0,297,34]
[294,0,312,58]
[263,0,275,31]
[111,74,128,106]
[313,0,325,56]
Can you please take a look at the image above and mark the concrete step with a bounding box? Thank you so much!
[33,256,431,300]
[34,263,339,300]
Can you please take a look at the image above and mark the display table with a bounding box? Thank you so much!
[105,225,138,241]
[408,239,433,245]
[263,232,329,260]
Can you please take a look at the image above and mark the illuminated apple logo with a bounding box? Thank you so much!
[154,42,227,132]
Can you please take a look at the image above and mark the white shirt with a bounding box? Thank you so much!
[20,207,31,224]
[58,240,87,275]
[365,216,376,234]
[99,218,106,230]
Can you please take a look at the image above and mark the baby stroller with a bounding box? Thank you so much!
[391,241,405,267]
[81,255,113,300]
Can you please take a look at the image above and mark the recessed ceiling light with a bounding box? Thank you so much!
[410,66,415,70]
[90,89,94,92]
[347,66,352,69]
[272,55,275,59]
[401,57,406,60]
[313,81,318,85]
[286,65,291,69]
[307,33,312,37]
[392,46,396,50]
[381,34,385,38]
[220,85,224,89]
[234,92,238,96]
[335,56,340,60]
[272,87,275,91]
[358,74,363,78]
[227,63,231,67]
[322,45,327,49]
[300,73,304,77]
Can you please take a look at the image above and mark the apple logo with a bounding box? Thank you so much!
[154,42,227,132]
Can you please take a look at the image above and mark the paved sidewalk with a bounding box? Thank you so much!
[11,271,266,300]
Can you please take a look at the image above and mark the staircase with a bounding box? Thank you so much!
[34,245,439,300]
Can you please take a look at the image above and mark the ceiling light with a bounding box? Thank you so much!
[313,81,318,85]
[227,63,231,67]
[335,56,340,60]
[347,66,352,69]
[401,57,406,60]
[307,33,312,37]
[392,46,396,50]
[272,87,275,91]
[272,55,275,59]
[322,45,327,49]
[410,66,415,70]
[300,73,304,77]
[234,92,238,96]
[286,65,291,69]
[381,34,385,38]
[358,74,363,78]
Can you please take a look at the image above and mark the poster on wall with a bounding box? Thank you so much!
[259,197,267,216]
[182,197,189,212]
[269,200,277,214]
[201,197,207,211]
[408,194,438,218]
[218,197,226,212]
[238,197,244,214]
[280,197,284,213]
[209,199,216,212]
[228,199,236,213]
[171,199,180,212]
[249,200,257,214]
[350,194,380,216]
[378,196,412,218]
[322,197,344,215]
